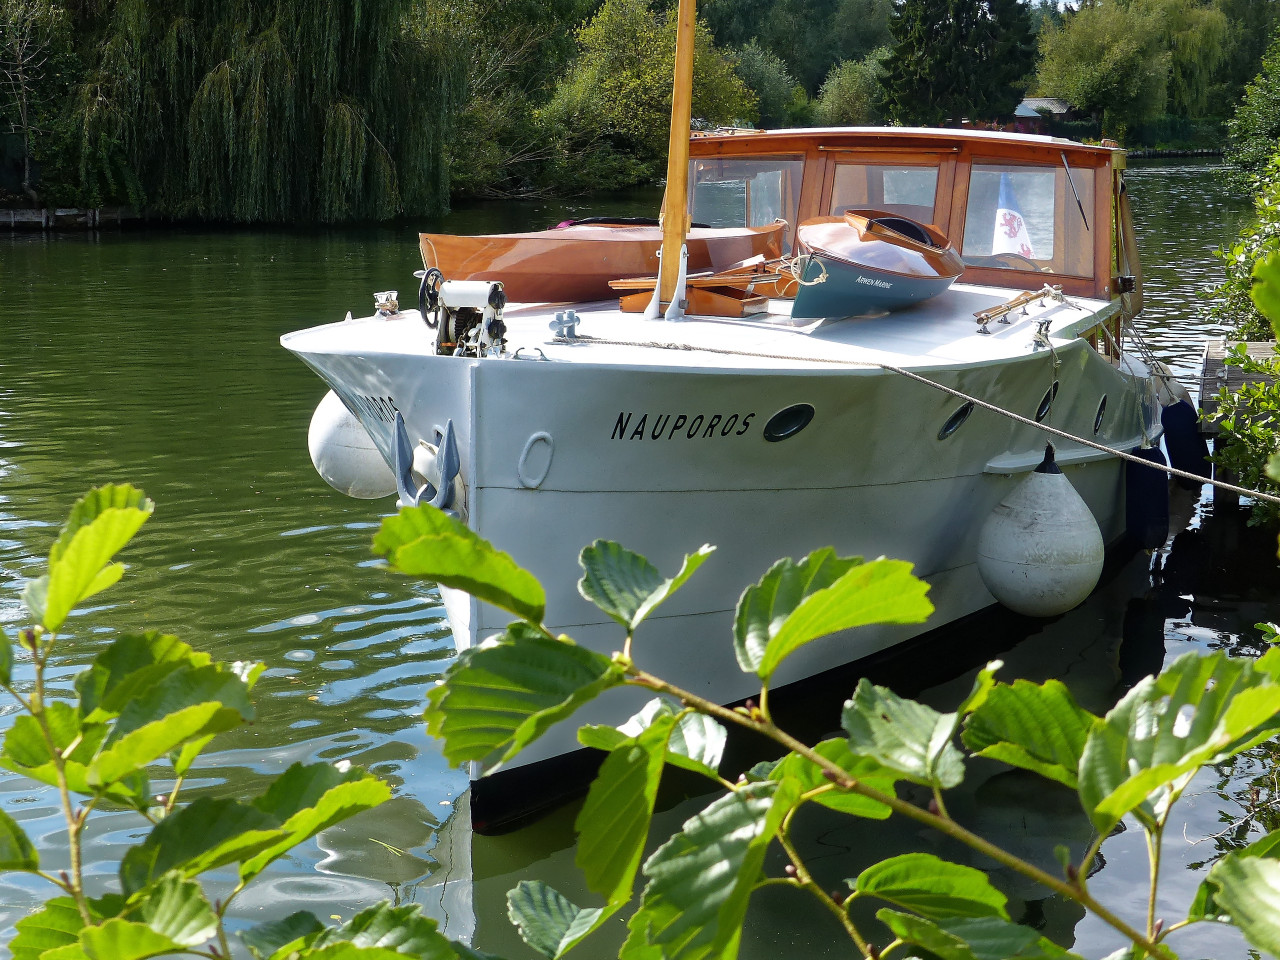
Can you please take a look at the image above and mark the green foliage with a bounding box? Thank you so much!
[702,0,893,95]
[1205,148,1280,341]
[536,0,756,192]
[579,541,714,634]
[45,0,466,220]
[0,489,479,960]
[395,501,1280,960]
[1226,28,1280,191]
[1033,2,1169,139]
[732,40,797,129]
[813,49,889,126]
[883,0,1035,125]
[1206,342,1280,525]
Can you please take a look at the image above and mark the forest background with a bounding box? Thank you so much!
[0,0,1277,223]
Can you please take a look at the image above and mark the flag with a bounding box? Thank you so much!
[992,172,1035,260]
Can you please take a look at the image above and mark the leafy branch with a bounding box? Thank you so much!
[376,500,1280,960]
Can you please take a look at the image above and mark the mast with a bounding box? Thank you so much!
[657,0,696,312]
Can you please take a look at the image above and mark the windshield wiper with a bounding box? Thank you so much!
[1061,151,1090,231]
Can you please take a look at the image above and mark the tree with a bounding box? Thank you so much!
[735,40,797,128]
[814,47,890,125]
[1226,29,1280,189]
[61,0,467,221]
[882,0,1035,125]
[701,0,892,95]
[537,0,755,190]
[1034,2,1170,139]
[0,0,67,204]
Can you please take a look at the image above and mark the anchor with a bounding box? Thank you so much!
[393,412,460,514]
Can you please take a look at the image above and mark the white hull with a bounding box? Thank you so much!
[284,286,1157,770]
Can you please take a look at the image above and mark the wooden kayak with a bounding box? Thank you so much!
[419,219,786,304]
[792,211,965,319]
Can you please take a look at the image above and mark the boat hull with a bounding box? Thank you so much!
[286,329,1152,771]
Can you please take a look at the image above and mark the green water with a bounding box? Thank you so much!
[0,165,1275,957]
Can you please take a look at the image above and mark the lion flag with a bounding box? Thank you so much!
[992,172,1034,260]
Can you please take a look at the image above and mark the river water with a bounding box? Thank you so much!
[0,161,1273,958]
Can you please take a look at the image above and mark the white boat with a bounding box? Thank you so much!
[281,120,1181,827]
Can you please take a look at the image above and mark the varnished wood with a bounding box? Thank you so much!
[658,0,696,306]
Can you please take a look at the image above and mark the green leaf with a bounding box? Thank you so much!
[623,779,802,960]
[242,762,392,880]
[87,660,258,785]
[1251,250,1280,337]
[876,911,1071,960]
[773,739,896,819]
[75,632,209,722]
[39,484,154,632]
[308,902,458,958]
[0,807,38,870]
[240,911,324,960]
[89,702,225,786]
[962,680,1098,790]
[755,557,933,681]
[373,504,545,622]
[507,882,606,960]
[1190,827,1280,920]
[138,872,217,946]
[78,920,184,960]
[578,541,714,632]
[12,899,85,960]
[1202,855,1280,956]
[0,631,12,686]
[120,796,286,895]
[842,679,966,790]
[578,699,726,781]
[1078,651,1280,833]
[576,714,673,905]
[0,704,147,806]
[733,549,863,675]
[850,853,1008,919]
[425,629,625,770]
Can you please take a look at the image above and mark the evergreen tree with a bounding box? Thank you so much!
[882,0,1035,125]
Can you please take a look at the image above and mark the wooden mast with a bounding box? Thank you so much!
[657,0,696,309]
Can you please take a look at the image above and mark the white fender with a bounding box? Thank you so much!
[308,390,396,499]
[977,450,1104,617]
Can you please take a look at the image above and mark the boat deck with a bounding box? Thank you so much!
[285,282,1116,373]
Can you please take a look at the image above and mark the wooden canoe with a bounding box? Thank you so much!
[419,220,786,304]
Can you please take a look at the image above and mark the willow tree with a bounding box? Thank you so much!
[69,0,465,222]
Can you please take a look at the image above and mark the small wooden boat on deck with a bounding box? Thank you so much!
[419,218,786,303]
[791,210,965,319]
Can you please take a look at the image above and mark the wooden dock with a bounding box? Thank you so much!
[2,207,141,230]
[1197,338,1279,435]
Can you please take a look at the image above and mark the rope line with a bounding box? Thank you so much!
[559,333,1280,506]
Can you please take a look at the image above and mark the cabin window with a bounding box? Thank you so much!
[961,162,1095,278]
[689,155,804,251]
[829,164,938,224]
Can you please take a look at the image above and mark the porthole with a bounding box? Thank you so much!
[1035,381,1060,423]
[763,403,815,442]
[1094,395,1108,434]
[938,401,974,440]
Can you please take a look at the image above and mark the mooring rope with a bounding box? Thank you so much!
[558,333,1280,506]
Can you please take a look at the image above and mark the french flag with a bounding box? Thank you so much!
[992,172,1034,260]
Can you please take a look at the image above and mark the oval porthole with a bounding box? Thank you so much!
[938,401,974,441]
[1094,395,1108,434]
[764,403,815,442]
[1035,381,1060,423]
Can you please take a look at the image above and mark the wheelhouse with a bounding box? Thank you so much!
[688,127,1139,304]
